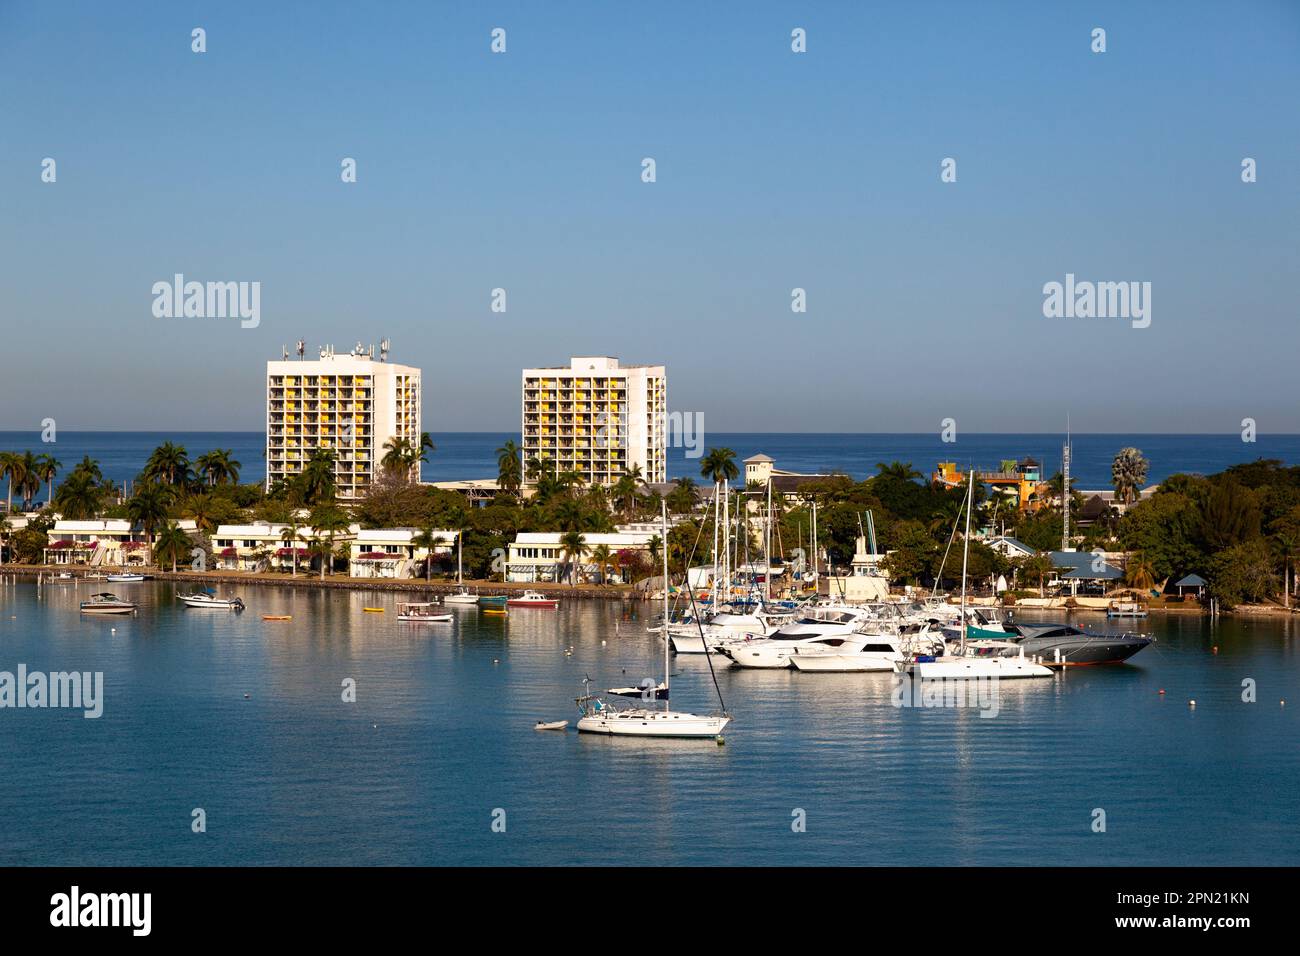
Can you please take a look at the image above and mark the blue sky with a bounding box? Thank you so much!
[2,1,1298,433]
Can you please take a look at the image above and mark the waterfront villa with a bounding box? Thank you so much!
[743,454,831,503]
[41,519,198,566]
[349,528,458,579]
[506,530,658,583]
[212,522,303,572]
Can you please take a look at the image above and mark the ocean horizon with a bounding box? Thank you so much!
[2,430,1296,491]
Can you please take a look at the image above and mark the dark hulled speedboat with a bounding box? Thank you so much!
[997,622,1151,666]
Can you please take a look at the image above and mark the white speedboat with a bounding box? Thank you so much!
[507,590,559,608]
[106,573,146,583]
[178,591,244,610]
[911,652,1054,680]
[443,587,480,606]
[397,602,453,623]
[668,607,793,654]
[718,605,880,669]
[80,592,138,615]
[790,634,910,672]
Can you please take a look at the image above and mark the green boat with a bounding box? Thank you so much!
[477,595,508,607]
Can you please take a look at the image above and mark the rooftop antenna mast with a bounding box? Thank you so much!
[296,340,305,360]
[1062,416,1071,552]
[380,338,390,362]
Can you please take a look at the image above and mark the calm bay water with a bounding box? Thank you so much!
[2,431,1299,490]
[1,578,1297,866]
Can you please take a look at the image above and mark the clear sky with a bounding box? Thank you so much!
[2,1,1297,433]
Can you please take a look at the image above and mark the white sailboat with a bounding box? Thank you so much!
[444,534,480,604]
[904,470,1053,681]
[576,502,731,739]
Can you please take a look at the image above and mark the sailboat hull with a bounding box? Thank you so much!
[576,711,729,738]
[915,656,1054,679]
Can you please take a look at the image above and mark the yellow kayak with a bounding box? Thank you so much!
[363,607,385,613]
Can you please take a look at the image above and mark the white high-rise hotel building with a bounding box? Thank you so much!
[266,342,421,500]
[521,356,666,486]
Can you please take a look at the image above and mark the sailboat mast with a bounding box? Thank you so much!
[765,477,773,601]
[960,468,973,656]
[456,531,463,585]
[661,500,670,713]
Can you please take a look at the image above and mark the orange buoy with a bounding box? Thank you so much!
[1158,689,1166,695]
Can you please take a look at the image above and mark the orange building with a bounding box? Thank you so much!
[933,458,1049,513]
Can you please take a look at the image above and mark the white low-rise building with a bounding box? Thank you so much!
[212,522,304,572]
[43,519,197,566]
[507,530,658,584]
[349,528,458,579]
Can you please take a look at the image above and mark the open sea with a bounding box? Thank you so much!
[2,431,1298,489]
[0,580,1297,866]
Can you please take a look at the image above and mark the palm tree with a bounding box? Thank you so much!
[280,520,304,576]
[309,505,352,580]
[699,448,739,486]
[380,437,415,479]
[589,543,614,584]
[18,451,41,510]
[195,449,241,486]
[279,520,304,576]
[559,530,587,586]
[153,521,193,572]
[71,455,103,484]
[1019,552,1056,598]
[144,442,189,487]
[496,440,523,497]
[1111,447,1150,506]
[648,534,663,567]
[667,477,696,515]
[0,451,23,514]
[875,461,922,481]
[299,449,337,504]
[53,470,103,520]
[412,527,447,581]
[1125,552,1156,593]
[183,493,219,534]
[126,484,172,555]
[613,471,639,519]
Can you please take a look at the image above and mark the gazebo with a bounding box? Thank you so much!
[1173,573,1206,598]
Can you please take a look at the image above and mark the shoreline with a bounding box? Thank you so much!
[0,566,643,601]
[6,565,1299,616]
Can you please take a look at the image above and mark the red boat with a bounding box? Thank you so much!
[507,590,560,608]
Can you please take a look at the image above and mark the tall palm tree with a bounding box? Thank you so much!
[1125,552,1156,593]
[126,485,173,555]
[496,440,523,497]
[299,449,337,504]
[412,527,447,581]
[699,448,739,486]
[153,521,193,573]
[380,437,415,478]
[71,455,103,484]
[144,442,189,487]
[875,461,922,481]
[1111,447,1150,506]
[613,471,639,519]
[280,520,304,576]
[183,493,219,534]
[16,451,40,509]
[648,534,662,567]
[53,471,103,520]
[309,505,352,580]
[1019,552,1056,598]
[1,451,28,513]
[559,530,587,586]
[589,543,614,584]
[667,477,696,515]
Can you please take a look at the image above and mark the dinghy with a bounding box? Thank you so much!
[534,720,568,731]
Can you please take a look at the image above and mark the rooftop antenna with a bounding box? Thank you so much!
[281,344,289,360]
[380,338,390,362]
[296,340,305,360]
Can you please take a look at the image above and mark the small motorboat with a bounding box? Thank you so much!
[397,602,453,623]
[178,590,245,610]
[534,720,568,732]
[80,593,138,615]
[477,594,508,607]
[507,590,559,608]
[106,573,146,583]
[444,588,480,605]
[1106,600,1149,619]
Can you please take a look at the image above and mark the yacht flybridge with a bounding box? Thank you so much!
[575,503,731,739]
